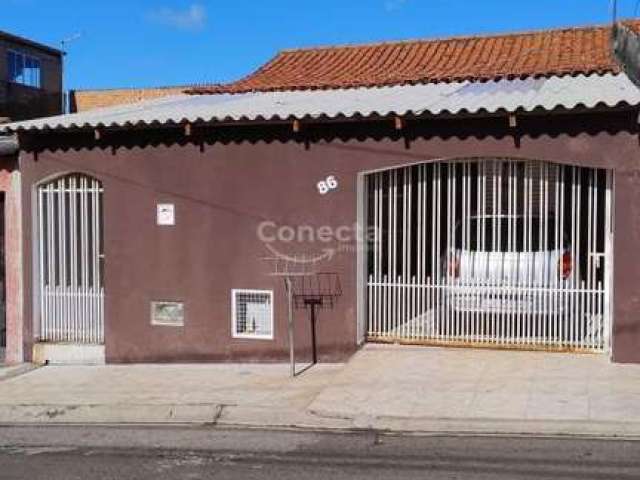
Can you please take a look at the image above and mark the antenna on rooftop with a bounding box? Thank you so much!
[58,32,84,114]
[60,32,83,52]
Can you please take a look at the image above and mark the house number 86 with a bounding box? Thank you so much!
[317,176,338,195]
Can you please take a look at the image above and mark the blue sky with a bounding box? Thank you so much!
[1,0,635,91]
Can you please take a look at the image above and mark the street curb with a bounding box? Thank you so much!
[0,364,39,383]
[1,403,640,439]
[0,404,221,425]
[305,407,640,438]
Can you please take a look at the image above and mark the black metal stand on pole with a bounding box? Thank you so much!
[304,299,322,365]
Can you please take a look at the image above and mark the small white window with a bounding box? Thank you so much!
[232,290,273,340]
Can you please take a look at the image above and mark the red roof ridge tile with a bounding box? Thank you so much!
[276,20,637,54]
[185,20,639,95]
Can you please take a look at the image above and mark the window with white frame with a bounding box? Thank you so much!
[7,50,41,88]
[232,290,273,339]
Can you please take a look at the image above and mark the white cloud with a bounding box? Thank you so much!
[384,0,407,12]
[147,4,207,31]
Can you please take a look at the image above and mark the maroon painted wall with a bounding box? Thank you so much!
[17,112,640,363]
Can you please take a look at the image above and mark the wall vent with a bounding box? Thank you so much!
[151,301,184,327]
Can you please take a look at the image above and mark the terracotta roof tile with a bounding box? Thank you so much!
[189,22,634,95]
[72,84,223,112]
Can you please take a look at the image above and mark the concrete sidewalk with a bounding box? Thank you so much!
[308,344,640,436]
[0,363,348,427]
[1,345,640,437]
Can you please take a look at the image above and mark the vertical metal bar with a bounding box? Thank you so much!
[466,161,472,342]
[431,163,441,335]
[554,164,561,347]
[452,162,458,339]
[511,161,526,344]
[57,179,63,341]
[592,168,599,348]
[387,171,392,338]
[445,163,452,340]
[534,162,541,346]
[560,165,566,346]
[506,161,512,344]
[81,175,88,343]
[604,170,613,353]
[98,179,103,343]
[379,174,385,339]
[417,166,422,338]
[422,164,427,338]
[577,168,583,349]
[598,280,604,352]
[91,179,100,342]
[476,161,482,343]
[92,177,99,343]
[68,177,75,343]
[47,183,54,340]
[393,170,398,337]
[407,167,413,339]
[508,161,515,344]
[60,178,67,341]
[69,176,76,344]
[591,169,598,349]
[491,159,497,343]
[38,187,45,341]
[436,162,442,339]
[401,168,407,338]
[496,160,503,344]
[462,161,468,342]
[367,178,372,337]
[569,167,577,347]
[528,162,534,345]
[515,162,521,345]
[543,162,549,345]
[373,174,379,336]
[368,273,373,337]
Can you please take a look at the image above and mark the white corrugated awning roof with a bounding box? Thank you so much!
[2,73,639,133]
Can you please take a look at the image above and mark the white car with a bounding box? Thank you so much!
[443,215,573,316]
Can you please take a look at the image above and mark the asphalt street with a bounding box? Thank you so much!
[1,426,640,479]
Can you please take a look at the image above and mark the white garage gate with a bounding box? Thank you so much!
[365,158,613,352]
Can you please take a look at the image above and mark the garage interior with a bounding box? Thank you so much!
[366,158,613,353]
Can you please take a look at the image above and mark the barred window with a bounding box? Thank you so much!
[232,290,273,340]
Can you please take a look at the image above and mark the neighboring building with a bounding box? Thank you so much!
[3,22,640,366]
[0,30,63,122]
[612,21,640,86]
[70,85,202,112]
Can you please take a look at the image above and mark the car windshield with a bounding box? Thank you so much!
[455,217,568,251]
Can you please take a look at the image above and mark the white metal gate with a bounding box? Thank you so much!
[366,159,612,352]
[37,174,104,344]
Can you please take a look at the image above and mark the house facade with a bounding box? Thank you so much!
[3,22,640,365]
[0,30,63,122]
